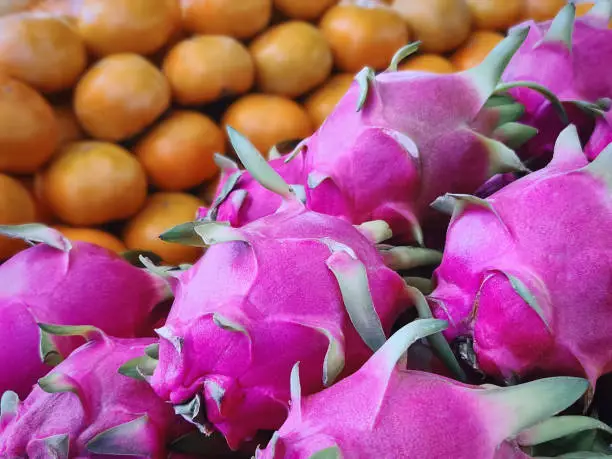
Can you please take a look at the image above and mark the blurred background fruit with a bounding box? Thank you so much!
[450,30,505,71]
[466,0,522,31]
[53,226,128,253]
[273,0,337,20]
[305,73,354,128]
[521,0,566,22]
[398,54,455,73]
[0,174,36,260]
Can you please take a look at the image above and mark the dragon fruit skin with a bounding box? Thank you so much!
[256,320,599,459]
[586,111,612,160]
[151,199,411,449]
[429,125,612,384]
[0,330,178,458]
[0,226,168,398]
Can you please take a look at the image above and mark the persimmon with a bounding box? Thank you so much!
[466,0,522,30]
[0,76,59,174]
[135,111,225,191]
[304,73,354,128]
[398,53,456,73]
[53,226,127,253]
[273,0,337,20]
[42,141,148,226]
[0,13,86,93]
[74,53,171,141]
[250,21,333,98]
[77,0,180,56]
[16,175,55,224]
[180,0,272,39]
[163,35,254,106]
[319,2,409,72]
[0,174,36,260]
[199,175,221,206]
[393,0,471,53]
[451,30,505,71]
[522,0,565,22]
[123,192,204,265]
[53,105,85,146]
[222,94,314,156]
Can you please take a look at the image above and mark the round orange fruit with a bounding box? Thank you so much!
[304,73,354,128]
[273,0,337,20]
[250,21,333,98]
[393,0,472,53]
[0,13,87,93]
[135,111,225,191]
[180,0,272,39]
[163,35,254,106]
[466,0,523,31]
[0,173,36,260]
[398,53,456,73]
[16,175,55,224]
[53,225,127,253]
[0,76,59,174]
[222,94,314,156]
[320,2,409,72]
[42,141,148,226]
[77,0,180,56]
[522,0,565,22]
[450,30,505,71]
[123,192,204,265]
[74,53,171,141]
[53,104,85,147]
[0,0,37,16]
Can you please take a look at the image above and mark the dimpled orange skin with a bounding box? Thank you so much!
[53,226,127,253]
[465,0,523,31]
[42,141,148,226]
[393,0,472,53]
[398,53,456,73]
[134,111,225,191]
[74,53,171,142]
[123,192,205,265]
[180,0,272,39]
[0,76,59,174]
[521,0,566,22]
[273,0,338,20]
[222,94,314,156]
[163,35,254,106]
[250,21,333,98]
[0,174,36,260]
[77,0,180,56]
[0,13,87,93]
[319,3,409,72]
[305,73,354,128]
[450,30,505,71]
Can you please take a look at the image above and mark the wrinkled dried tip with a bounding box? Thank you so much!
[538,2,575,51]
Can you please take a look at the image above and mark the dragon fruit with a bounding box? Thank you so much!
[429,125,612,384]
[586,111,612,160]
[502,1,612,164]
[0,325,179,458]
[0,224,169,399]
[256,319,611,459]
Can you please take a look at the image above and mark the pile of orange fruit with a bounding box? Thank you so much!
[0,0,592,265]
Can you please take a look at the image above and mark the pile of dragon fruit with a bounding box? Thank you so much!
[3,3,612,458]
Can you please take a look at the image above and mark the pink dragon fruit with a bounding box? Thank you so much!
[586,110,612,160]
[502,1,612,164]
[143,128,460,450]
[255,319,611,459]
[0,224,169,399]
[429,125,612,384]
[0,325,178,458]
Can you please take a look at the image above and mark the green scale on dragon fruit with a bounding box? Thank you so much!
[429,124,612,385]
[255,319,612,459]
[199,29,552,248]
[502,1,612,166]
[139,126,460,450]
[0,325,182,458]
[0,224,169,400]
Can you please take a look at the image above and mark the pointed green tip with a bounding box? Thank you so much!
[0,223,71,252]
[37,323,105,342]
[539,2,575,52]
[355,67,376,112]
[493,122,538,150]
[387,40,422,72]
[584,0,612,28]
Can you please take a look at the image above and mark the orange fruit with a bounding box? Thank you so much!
[123,192,204,265]
[16,175,55,223]
[304,73,354,128]
[466,0,523,30]
[163,35,254,106]
[180,0,272,39]
[199,175,221,205]
[0,174,36,260]
[0,76,59,174]
[0,0,37,16]
[222,94,314,156]
[42,141,148,226]
[273,0,337,20]
[450,30,505,71]
[53,225,127,253]
[522,0,565,22]
[135,111,225,191]
[398,53,456,73]
[319,2,409,72]
[393,0,472,53]
[76,0,180,56]
[30,0,83,17]
[250,21,333,98]
[0,13,87,93]
[53,104,85,146]
[74,53,170,142]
